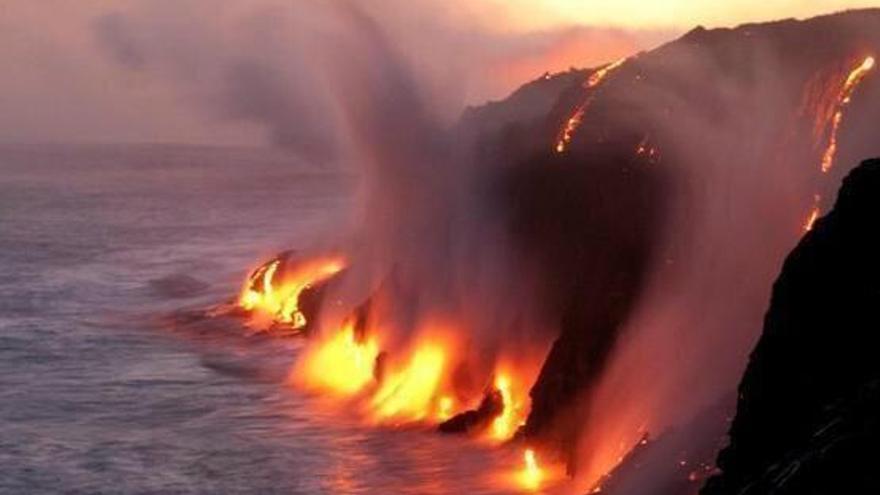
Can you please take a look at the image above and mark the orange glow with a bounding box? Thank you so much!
[555,58,627,153]
[803,205,820,232]
[488,367,531,442]
[508,446,566,493]
[296,317,462,424]
[294,318,379,395]
[292,314,549,435]
[370,339,450,422]
[238,255,346,328]
[517,449,543,491]
[437,395,455,421]
[819,56,874,173]
[556,107,586,153]
[585,58,627,88]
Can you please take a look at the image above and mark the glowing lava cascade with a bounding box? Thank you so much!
[490,372,529,441]
[803,55,874,232]
[819,56,875,174]
[555,58,627,153]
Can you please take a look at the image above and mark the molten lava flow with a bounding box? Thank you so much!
[555,58,627,153]
[556,108,586,153]
[489,370,530,441]
[803,194,823,233]
[296,316,461,423]
[517,448,544,492]
[370,341,449,422]
[437,395,454,422]
[803,206,820,232]
[819,56,875,173]
[294,318,379,395]
[238,255,346,328]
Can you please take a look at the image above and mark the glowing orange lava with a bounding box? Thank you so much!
[555,58,627,153]
[294,317,379,395]
[295,319,462,424]
[437,395,455,421]
[556,108,586,153]
[803,204,821,232]
[819,56,874,173]
[517,448,544,492]
[238,255,346,328]
[370,338,451,422]
[490,372,529,441]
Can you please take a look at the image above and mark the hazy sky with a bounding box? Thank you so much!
[480,0,878,30]
[0,0,875,147]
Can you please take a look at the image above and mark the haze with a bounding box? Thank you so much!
[0,0,873,147]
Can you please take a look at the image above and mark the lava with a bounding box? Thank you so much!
[819,56,874,173]
[437,395,455,421]
[370,337,451,422]
[803,195,822,233]
[555,58,627,153]
[239,254,346,329]
[294,317,464,425]
[803,205,821,232]
[517,448,544,491]
[489,371,529,441]
[294,317,379,395]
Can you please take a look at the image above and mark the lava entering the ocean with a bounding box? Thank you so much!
[292,310,539,438]
[489,371,529,442]
[518,448,543,491]
[238,253,346,330]
[294,316,380,395]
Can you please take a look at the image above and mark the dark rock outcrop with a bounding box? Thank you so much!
[592,396,733,495]
[702,158,880,494]
[437,388,504,434]
[506,151,669,457]
[481,9,880,470]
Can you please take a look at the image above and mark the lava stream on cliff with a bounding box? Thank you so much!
[555,58,627,153]
[819,55,875,173]
[801,55,874,232]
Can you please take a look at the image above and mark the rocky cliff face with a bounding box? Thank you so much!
[702,158,880,494]
[477,11,880,472]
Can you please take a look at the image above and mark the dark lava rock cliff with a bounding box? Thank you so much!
[701,158,880,494]
[468,8,880,469]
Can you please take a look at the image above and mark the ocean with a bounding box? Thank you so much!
[0,144,518,494]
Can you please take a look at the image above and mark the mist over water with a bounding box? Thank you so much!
[0,145,529,494]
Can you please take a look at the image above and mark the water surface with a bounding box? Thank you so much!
[0,144,523,494]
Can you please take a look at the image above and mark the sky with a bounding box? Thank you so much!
[480,0,878,30]
[0,0,875,147]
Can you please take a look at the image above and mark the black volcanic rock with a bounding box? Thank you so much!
[507,148,669,455]
[437,388,504,434]
[702,158,880,494]
[460,8,880,470]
